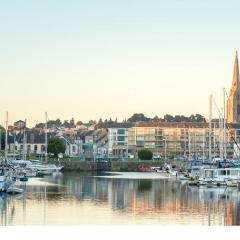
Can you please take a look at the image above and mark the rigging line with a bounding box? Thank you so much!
[225,124,240,160]
[224,88,229,99]
[212,95,240,159]
[212,97,223,118]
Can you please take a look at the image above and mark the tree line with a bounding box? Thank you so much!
[12,113,206,129]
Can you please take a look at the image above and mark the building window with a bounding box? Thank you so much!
[230,170,238,176]
[117,129,125,135]
[220,170,226,176]
[136,141,144,147]
[237,104,240,115]
[117,136,125,142]
[34,145,38,151]
[205,170,214,178]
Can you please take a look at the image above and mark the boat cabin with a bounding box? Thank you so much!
[200,168,240,181]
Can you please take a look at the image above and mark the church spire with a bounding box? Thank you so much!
[232,50,239,88]
[227,51,240,123]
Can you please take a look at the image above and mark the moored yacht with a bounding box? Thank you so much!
[0,168,5,192]
[29,163,63,175]
[224,178,240,187]
[198,167,240,185]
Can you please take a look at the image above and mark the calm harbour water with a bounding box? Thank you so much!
[0,172,240,226]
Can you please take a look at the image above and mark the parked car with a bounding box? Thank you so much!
[128,154,135,159]
[153,154,161,160]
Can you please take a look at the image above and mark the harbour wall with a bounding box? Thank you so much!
[52,159,186,172]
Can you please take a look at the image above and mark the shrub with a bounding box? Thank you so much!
[137,149,153,160]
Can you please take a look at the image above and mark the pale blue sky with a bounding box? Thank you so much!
[0,0,240,126]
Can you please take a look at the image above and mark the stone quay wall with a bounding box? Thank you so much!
[52,159,187,172]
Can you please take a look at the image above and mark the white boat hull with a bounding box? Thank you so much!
[6,186,23,194]
[225,179,240,187]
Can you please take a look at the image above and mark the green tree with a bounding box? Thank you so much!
[128,113,150,122]
[35,119,62,128]
[47,137,66,157]
[35,123,45,128]
[98,118,103,124]
[194,114,206,122]
[76,121,83,125]
[153,116,160,122]
[88,120,96,125]
[138,149,153,160]
[108,118,114,124]
[48,119,61,128]
[55,118,62,126]
[70,118,75,126]
[164,114,174,122]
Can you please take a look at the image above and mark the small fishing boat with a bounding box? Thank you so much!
[6,186,23,194]
[156,163,172,174]
[156,169,168,174]
[19,176,28,182]
[0,169,5,192]
[188,180,199,186]
[197,167,240,186]
[225,179,239,187]
[25,168,37,177]
[30,164,63,176]
[138,166,155,172]
[198,179,216,186]
[179,175,190,180]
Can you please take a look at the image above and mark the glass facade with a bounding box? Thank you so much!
[127,124,239,159]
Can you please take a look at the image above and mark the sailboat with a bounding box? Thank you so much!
[28,112,63,176]
[197,89,240,186]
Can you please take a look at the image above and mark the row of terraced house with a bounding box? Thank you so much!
[3,121,240,160]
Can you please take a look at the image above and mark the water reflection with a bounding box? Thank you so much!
[1,172,240,225]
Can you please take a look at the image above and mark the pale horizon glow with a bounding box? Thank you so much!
[1,0,240,127]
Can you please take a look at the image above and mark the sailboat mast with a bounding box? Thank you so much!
[219,114,223,160]
[209,95,213,161]
[5,111,8,160]
[188,128,191,160]
[45,112,48,162]
[213,122,216,159]
[23,119,27,161]
[223,88,226,159]
[202,130,205,162]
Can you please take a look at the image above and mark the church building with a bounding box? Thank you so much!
[227,51,240,123]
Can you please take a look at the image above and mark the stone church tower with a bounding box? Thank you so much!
[227,51,240,123]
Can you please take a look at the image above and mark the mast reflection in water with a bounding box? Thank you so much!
[1,172,240,225]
